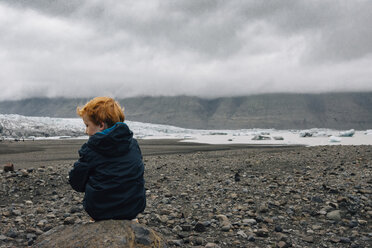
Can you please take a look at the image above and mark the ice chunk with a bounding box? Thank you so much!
[329,136,341,143]
[300,131,313,137]
[273,136,284,140]
[252,135,271,140]
[364,130,372,135]
[339,129,355,137]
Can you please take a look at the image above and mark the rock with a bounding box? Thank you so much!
[302,235,314,243]
[15,216,24,224]
[234,172,240,182]
[69,206,81,214]
[221,225,231,232]
[181,224,192,231]
[27,233,37,240]
[348,220,358,228]
[216,214,229,223]
[34,220,166,248]
[275,225,283,232]
[247,235,255,242]
[63,217,75,225]
[330,237,340,243]
[242,218,257,225]
[277,241,289,248]
[311,196,323,203]
[172,225,182,233]
[237,230,247,238]
[3,163,14,172]
[205,243,221,248]
[12,209,21,216]
[19,169,29,177]
[340,237,351,243]
[357,219,367,225]
[258,204,269,213]
[46,213,56,219]
[0,234,7,241]
[169,239,183,246]
[327,210,341,221]
[216,214,232,231]
[37,220,48,228]
[194,222,206,232]
[256,228,269,237]
[6,229,18,238]
[195,237,204,245]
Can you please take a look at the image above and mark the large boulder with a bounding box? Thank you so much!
[34,220,167,248]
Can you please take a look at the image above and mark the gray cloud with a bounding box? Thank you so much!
[0,0,371,100]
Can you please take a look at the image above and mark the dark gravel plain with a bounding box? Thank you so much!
[0,140,371,247]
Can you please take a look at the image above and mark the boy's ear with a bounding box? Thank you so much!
[99,122,106,131]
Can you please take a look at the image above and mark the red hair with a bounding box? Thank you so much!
[77,97,125,128]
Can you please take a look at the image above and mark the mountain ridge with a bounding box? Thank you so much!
[0,93,371,130]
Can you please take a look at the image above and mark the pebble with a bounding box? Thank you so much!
[3,163,14,172]
[12,209,21,216]
[194,222,206,232]
[256,228,269,237]
[237,230,247,238]
[172,225,182,233]
[247,235,255,242]
[275,225,283,232]
[37,219,48,227]
[357,219,367,225]
[277,241,289,248]
[205,243,221,248]
[242,218,257,225]
[46,213,56,219]
[340,237,351,243]
[327,210,341,221]
[15,216,24,224]
[195,237,204,245]
[302,235,314,243]
[169,239,183,246]
[181,224,192,231]
[221,225,231,232]
[63,217,75,225]
[6,229,18,238]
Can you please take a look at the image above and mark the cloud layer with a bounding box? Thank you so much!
[1,0,371,100]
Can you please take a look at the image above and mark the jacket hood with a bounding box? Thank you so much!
[87,122,133,157]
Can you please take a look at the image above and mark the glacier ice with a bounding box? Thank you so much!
[339,129,355,137]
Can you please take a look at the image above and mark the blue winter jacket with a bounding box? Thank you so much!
[69,122,146,220]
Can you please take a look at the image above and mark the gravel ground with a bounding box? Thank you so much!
[0,142,371,247]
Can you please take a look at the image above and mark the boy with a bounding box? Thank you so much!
[69,97,146,221]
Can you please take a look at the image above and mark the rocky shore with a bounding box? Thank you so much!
[0,143,371,247]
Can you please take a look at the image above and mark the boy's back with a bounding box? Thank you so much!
[69,97,146,221]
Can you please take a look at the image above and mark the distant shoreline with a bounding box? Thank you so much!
[0,139,302,169]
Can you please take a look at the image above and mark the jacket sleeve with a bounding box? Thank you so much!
[69,148,92,192]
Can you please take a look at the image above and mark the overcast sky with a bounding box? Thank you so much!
[0,0,371,100]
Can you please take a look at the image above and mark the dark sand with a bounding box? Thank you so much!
[0,139,298,168]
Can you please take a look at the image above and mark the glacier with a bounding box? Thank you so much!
[0,114,371,146]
